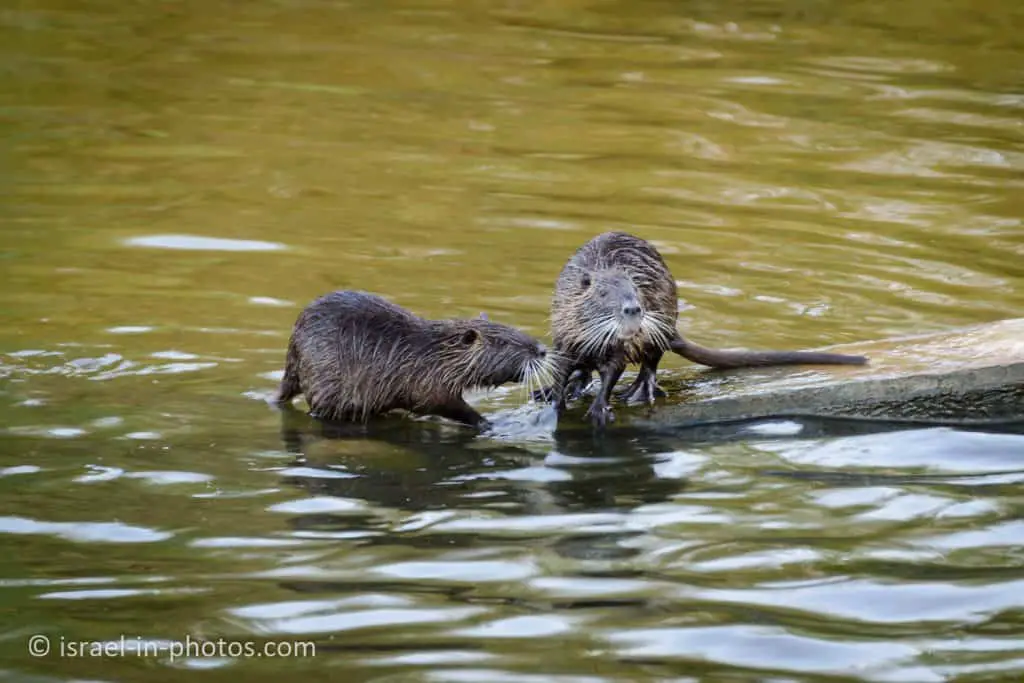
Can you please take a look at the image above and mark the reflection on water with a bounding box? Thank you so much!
[2,0,1024,680]
[124,235,289,252]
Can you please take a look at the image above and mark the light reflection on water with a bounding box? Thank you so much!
[124,234,289,252]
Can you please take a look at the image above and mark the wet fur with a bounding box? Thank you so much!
[541,232,868,427]
[274,290,552,427]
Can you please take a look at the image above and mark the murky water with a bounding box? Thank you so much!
[3,0,1023,680]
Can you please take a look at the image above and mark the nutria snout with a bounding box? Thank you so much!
[577,269,647,340]
[539,231,868,429]
[274,290,555,427]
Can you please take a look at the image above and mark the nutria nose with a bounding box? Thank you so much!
[622,303,641,317]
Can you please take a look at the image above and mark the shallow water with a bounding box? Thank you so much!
[2,0,1023,681]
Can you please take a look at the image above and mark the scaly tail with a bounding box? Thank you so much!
[669,336,868,369]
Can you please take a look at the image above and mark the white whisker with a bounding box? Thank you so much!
[577,315,618,357]
[524,360,538,401]
[640,312,675,351]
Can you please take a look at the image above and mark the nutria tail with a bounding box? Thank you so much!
[273,371,301,404]
[272,342,302,404]
[670,337,868,369]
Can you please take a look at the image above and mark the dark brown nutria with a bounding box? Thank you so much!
[537,231,868,427]
[273,290,554,427]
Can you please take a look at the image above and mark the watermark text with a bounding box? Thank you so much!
[28,634,315,661]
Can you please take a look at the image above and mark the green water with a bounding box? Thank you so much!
[2,0,1023,680]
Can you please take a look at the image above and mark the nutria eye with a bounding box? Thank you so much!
[580,274,591,288]
[461,329,479,345]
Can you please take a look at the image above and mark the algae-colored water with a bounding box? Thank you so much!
[2,1,1023,681]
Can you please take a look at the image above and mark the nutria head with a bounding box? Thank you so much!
[553,262,675,357]
[427,319,555,395]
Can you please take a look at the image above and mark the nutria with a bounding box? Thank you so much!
[273,290,554,427]
[538,232,868,427]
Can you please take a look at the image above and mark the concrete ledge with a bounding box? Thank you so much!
[630,318,1024,428]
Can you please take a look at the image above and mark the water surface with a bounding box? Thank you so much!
[2,0,1023,681]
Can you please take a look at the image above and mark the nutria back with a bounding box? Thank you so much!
[275,290,552,426]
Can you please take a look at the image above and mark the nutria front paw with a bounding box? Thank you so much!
[585,402,615,428]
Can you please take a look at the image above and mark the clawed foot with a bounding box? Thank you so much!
[585,401,615,428]
[617,377,666,406]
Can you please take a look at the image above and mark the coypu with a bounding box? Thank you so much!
[537,232,868,427]
[273,290,554,427]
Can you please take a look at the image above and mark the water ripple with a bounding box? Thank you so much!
[0,517,172,544]
[607,625,920,674]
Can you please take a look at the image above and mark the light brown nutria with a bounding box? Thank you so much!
[273,290,554,427]
[537,231,868,428]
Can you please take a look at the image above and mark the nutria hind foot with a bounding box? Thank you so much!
[616,371,666,406]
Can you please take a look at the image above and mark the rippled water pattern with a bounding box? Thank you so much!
[2,0,1023,681]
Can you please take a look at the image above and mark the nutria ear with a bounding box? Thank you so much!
[478,312,488,320]
[580,273,592,288]
[461,329,480,345]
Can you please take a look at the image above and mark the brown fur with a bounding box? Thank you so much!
[540,232,868,427]
[275,290,553,427]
